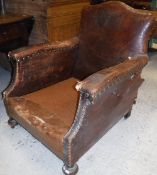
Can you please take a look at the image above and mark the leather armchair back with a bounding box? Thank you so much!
[73,1,153,79]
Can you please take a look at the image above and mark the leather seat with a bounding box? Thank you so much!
[6,78,79,158]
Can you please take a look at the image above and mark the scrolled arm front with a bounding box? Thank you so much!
[3,37,79,97]
[64,54,148,167]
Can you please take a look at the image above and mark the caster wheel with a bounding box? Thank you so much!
[62,164,78,175]
[8,118,18,128]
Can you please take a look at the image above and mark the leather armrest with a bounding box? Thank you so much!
[64,54,148,167]
[3,37,79,97]
[8,37,79,61]
[76,54,148,102]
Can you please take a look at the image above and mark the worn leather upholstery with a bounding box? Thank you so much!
[3,1,153,174]
[6,78,79,159]
[73,2,152,79]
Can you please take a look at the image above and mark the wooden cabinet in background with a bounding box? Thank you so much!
[5,0,90,44]
[0,15,33,70]
[47,2,89,42]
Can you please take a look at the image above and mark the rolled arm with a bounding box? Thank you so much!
[64,54,148,167]
[3,37,79,97]
[75,54,148,101]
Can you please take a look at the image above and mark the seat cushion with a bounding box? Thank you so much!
[6,78,79,159]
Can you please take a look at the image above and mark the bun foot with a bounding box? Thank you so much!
[62,164,78,175]
[8,118,18,128]
[124,111,131,119]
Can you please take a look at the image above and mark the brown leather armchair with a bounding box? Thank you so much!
[3,2,153,175]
